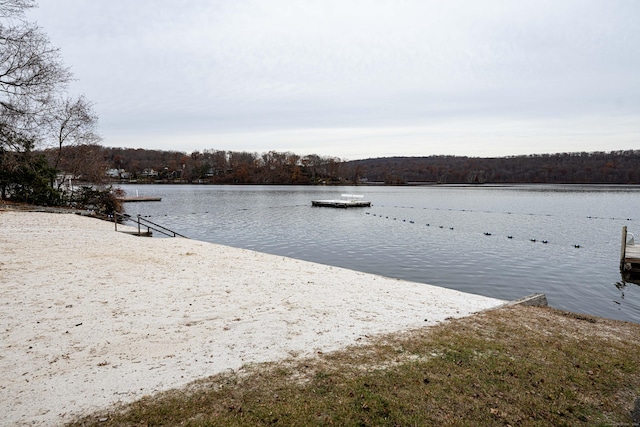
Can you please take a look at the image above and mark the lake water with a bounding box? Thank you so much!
[118,184,640,324]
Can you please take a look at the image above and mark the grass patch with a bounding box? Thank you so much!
[69,306,640,426]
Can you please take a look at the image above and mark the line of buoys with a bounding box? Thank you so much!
[587,216,633,221]
[364,211,583,248]
[376,204,635,222]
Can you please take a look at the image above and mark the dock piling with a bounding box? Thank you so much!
[621,226,627,271]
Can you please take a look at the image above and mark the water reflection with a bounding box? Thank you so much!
[620,273,640,288]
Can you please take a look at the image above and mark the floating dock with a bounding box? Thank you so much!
[620,226,640,274]
[312,194,371,208]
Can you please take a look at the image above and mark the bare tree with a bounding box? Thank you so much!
[1,0,106,206]
[0,0,71,146]
[46,95,101,176]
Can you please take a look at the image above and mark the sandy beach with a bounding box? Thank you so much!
[0,211,504,426]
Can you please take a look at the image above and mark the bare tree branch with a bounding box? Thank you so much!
[0,0,36,19]
[0,0,71,143]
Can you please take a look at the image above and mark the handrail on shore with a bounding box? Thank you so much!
[112,212,187,238]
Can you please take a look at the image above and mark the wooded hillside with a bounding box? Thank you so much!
[349,150,640,184]
[101,148,640,185]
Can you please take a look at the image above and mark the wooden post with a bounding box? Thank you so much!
[621,226,627,271]
[137,215,141,236]
[114,214,117,231]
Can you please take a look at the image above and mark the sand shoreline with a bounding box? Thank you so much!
[0,211,504,426]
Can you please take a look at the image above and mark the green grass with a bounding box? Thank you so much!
[68,306,640,426]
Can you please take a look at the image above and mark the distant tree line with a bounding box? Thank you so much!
[348,151,640,185]
[103,147,347,184]
[102,149,640,185]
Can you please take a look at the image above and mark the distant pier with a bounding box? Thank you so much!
[117,196,162,202]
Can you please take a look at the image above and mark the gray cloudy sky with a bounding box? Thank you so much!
[29,0,639,160]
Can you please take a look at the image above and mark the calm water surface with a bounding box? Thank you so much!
[119,184,640,324]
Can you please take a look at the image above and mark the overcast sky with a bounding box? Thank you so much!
[28,0,639,160]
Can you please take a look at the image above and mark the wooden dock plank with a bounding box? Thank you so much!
[625,245,640,262]
[622,225,640,274]
[620,226,640,273]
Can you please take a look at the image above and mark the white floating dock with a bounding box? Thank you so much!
[312,194,371,208]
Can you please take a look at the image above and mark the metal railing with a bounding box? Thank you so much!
[113,212,187,238]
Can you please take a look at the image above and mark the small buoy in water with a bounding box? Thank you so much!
[542,240,548,244]
[574,244,581,248]
[507,235,513,239]
[484,232,492,236]
[409,220,414,224]
[449,227,454,230]
[530,238,537,242]
[366,212,370,215]
[439,226,444,228]
[426,223,430,226]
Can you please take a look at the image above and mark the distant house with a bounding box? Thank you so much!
[106,168,130,179]
[54,173,79,190]
[140,168,158,178]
